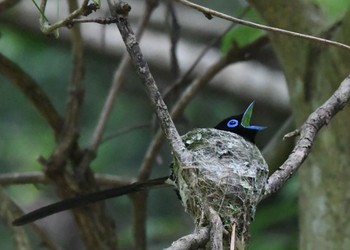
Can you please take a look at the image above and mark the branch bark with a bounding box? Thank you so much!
[263,75,350,197]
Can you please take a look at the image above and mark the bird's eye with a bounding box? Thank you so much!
[227,119,238,128]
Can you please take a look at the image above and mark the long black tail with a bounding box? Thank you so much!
[13,176,170,226]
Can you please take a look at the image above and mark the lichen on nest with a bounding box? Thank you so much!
[170,128,269,247]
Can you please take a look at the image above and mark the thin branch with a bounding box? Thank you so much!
[66,0,85,141]
[166,0,181,78]
[102,122,150,144]
[90,1,158,152]
[0,172,47,185]
[109,1,190,165]
[44,0,86,176]
[0,53,63,136]
[162,6,250,101]
[263,75,350,197]
[37,0,90,35]
[175,0,350,52]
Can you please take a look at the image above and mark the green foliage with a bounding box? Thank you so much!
[311,0,350,22]
[221,9,265,52]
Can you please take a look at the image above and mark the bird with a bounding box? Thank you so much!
[12,101,266,226]
[214,101,266,143]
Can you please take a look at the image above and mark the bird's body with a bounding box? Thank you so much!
[13,102,267,227]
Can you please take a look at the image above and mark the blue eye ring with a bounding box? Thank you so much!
[227,119,239,128]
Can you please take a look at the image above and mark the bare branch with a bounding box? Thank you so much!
[36,0,91,36]
[175,0,350,52]
[102,123,150,144]
[44,0,86,176]
[263,75,350,197]
[109,1,190,165]
[90,0,158,152]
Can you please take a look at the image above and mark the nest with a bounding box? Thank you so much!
[171,128,269,247]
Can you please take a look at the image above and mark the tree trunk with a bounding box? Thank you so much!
[250,1,350,249]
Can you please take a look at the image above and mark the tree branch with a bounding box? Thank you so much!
[175,0,350,52]
[35,0,91,36]
[108,1,190,165]
[263,75,350,197]
[165,226,209,250]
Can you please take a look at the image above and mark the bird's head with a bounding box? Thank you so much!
[214,101,266,143]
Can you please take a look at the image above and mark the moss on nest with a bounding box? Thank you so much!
[171,128,269,247]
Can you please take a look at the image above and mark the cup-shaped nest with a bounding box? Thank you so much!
[171,128,269,244]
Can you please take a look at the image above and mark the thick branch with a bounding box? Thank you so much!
[263,75,350,197]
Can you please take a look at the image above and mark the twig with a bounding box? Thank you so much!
[283,129,300,139]
[45,0,85,175]
[36,0,90,35]
[166,0,181,78]
[175,0,350,52]
[102,122,150,144]
[0,172,47,185]
[263,75,350,197]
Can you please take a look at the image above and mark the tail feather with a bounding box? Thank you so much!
[13,176,170,226]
